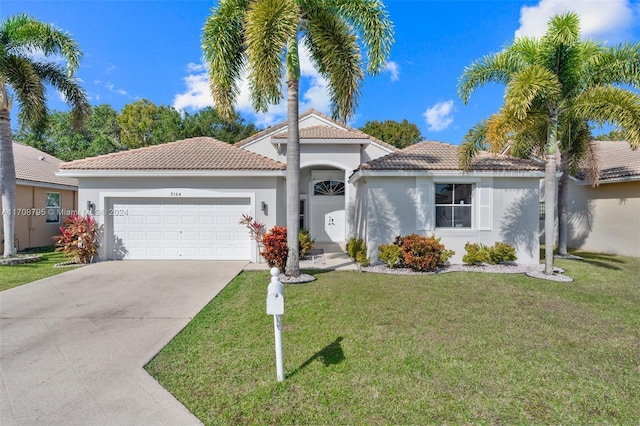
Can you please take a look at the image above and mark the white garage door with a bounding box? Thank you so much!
[110,198,251,260]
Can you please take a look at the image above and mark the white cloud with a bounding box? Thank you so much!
[515,0,636,42]
[105,82,127,96]
[384,61,400,82]
[423,100,454,132]
[173,42,333,127]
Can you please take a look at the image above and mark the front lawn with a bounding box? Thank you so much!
[146,253,640,424]
[0,246,69,291]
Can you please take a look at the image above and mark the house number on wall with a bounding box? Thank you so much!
[170,192,182,197]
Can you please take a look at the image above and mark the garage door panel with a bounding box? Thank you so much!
[110,198,250,260]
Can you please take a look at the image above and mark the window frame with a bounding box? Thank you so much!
[45,192,61,224]
[434,183,474,229]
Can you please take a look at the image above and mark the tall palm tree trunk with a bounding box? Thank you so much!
[0,89,17,257]
[284,77,300,277]
[544,107,559,274]
[557,156,570,255]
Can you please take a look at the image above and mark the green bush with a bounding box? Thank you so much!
[462,242,489,265]
[347,237,370,266]
[488,241,517,264]
[378,244,403,269]
[298,229,315,258]
[398,234,454,272]
[463,241,517,265]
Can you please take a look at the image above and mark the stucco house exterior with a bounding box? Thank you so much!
[565,141,640,257]
[0,143,78,252]
[58,109,545,264]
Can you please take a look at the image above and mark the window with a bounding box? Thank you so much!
[46,192,61,223]
[313,180,345,196]
[435,184,472,228]
[299,199,306,230]
[539,202,545,221]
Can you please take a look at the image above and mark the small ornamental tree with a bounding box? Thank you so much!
[261,226,288,271]
[52,213,98,264]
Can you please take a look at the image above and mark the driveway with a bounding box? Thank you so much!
[0,260,246,425]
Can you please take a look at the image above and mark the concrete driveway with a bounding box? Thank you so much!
[0,260,246,425]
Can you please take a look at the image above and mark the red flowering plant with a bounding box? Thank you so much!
[52,213,99,264]
[260,226,288,271]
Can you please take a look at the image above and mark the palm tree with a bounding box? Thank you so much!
[458,12,640,274]
[1,14,90,257]
[203,0,393,276]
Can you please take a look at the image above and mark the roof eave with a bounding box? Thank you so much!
[348,169,546,184]
[17,179,78,190]
[572,174,640,185]
[56,169,286,178]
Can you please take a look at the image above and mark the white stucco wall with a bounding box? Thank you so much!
[354,175,541,264]
[566,179,640,257]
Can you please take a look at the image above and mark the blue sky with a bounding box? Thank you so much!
[3,0,639,144]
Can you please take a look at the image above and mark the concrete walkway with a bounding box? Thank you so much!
[0,260,246,426]
[244,242,357,272]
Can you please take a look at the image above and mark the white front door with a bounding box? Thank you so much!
[309,172,346,242]
[311,198,345,242]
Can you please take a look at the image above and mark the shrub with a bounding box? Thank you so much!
[239,214,266,247]
[261,226,288,270]
[52,213,99,264]
[462,242,489,265]
[347,237,370,266]
[463,241,517,265]
[398,234,453,272]
[488,241,517,264]
[299,229,315,258]
[378,244,402,269]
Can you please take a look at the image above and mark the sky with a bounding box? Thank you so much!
[2,0,640,145]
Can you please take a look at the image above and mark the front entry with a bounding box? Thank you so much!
[309,171,345,242]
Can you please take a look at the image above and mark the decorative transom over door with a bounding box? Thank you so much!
[310,175,345,242]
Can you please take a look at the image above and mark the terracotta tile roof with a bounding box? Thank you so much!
[235,108,398,152]
[359,141,545,171]
[576,141,640,181]
[59,137,285,171]
[13,142,78,187]
[272,125,370,140]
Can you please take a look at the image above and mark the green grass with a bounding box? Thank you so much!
[0,246,70,291]
[145,254,640,425]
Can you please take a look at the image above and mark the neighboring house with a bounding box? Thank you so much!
[565,141,640,257]
[58,109,544,264]
[0,143,78,252]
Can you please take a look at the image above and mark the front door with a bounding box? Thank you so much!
[310,173,345,242]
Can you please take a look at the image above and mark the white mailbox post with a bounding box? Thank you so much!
[267,267,284,381]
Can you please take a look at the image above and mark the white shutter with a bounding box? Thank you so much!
[416,179,433,231]
[477,181,492,230]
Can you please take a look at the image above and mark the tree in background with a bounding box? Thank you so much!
[0,14,90,257]
[117,99,182,149]
[359,119,422,149]
[458,12,640,273]
[203,0,393,276]
[182,107,258,143]
[594,128,626,141]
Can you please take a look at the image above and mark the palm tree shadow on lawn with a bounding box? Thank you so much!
[287,336,345,379]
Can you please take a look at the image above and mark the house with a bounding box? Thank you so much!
[58,109,544,264]
[0,143,78,252]
[565,141,640,257]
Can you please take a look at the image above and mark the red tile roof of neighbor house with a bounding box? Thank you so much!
[13,142,78,187]
[358,141,545,171]
[576,141,640,181]
[59,137,286,171]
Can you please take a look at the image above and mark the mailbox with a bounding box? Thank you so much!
[266,267,284,315]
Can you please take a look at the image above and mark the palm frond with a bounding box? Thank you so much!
[325,0,393,75]
[244,0,298,112]
[505,64,561,119]
[2,54,46,129]
[202,0,249,120]
[543,12,580,47]
[458,120,487,170]
[303,8,363,122]
[457,50,523,104]
[587,42,640,88]
[571,86,640,149]
[2,14,82,75]
[31,61,90,129]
